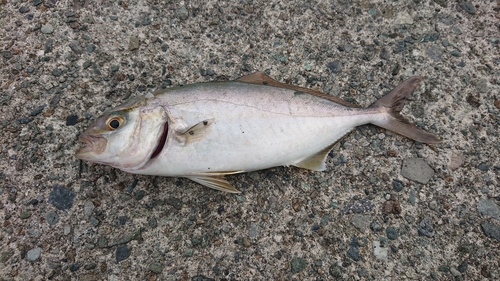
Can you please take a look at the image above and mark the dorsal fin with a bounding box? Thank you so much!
[236,72,361,108]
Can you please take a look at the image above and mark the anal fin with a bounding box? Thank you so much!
[293,143,336,171]
[187,175,240,193]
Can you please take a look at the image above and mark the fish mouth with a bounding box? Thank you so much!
[149,121,169,160]
[76,134,107,158]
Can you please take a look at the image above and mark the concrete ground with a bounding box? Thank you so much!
[1,0,499,280]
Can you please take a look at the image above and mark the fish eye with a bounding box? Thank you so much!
[110,119,120,129]
[106,114,125,130]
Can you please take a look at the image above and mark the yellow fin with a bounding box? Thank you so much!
[236,72,361,108]
[181,118,214,144]
[187,175,241,193]
[293,143,336,171]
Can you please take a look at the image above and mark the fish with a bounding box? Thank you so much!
[76,72,440,193]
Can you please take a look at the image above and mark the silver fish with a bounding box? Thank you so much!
[76,72,440,193]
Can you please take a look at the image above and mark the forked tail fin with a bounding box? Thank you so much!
[369,76,441,144]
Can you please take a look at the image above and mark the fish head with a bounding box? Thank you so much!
[76,96,169,171]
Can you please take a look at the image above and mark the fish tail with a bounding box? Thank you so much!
[368,76,441,144]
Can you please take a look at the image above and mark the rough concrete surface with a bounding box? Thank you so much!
[1,0,499,280]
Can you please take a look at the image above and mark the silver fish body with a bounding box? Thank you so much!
[76,72,440,192]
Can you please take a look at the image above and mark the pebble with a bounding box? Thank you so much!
[458,261,468,273]
[477,200,500,220]
[394,11,413,25]
[134,190,145,200]
[370,221,382,232]
[418,216,434,237]
[141,17,151,26]
[97,236,108,248]
[450,267,461,277]
[18,117,34,124]
[290,256,306,273]
[350,214,371,231]
[448,152,465,170]
[481,221,500,242]
[273,235,282,243]
[48,184,76,210]
[64,225,71,235]
[303,61,314,71]
[327,61,342,73]
[166,197,182,210]
[20,211,32,219]
[386,227,398,240]
[401,158,434,184]
[475,78,489,93]
[438,265,449,272]
[346,237,360,261]
[292,198,302,212]
[52,68,62,77]
[115,245,131,262]
[84,263,96,270]
[90,216,99,226]
[452,27,462,35]
[110,228,142,246]
[19,6,30,13]
[70,263,80,272]
[459,2,476,15]
[248,224,259,238]
[176,6,189,20]
[373,240,388,260]
[30,104,46,116]
[2,51,12,59]
[329,264,344,278]
[46,211,59,225]
[408,190,416,205]
[450,50,462,57]
[84,200,95,217]
[477,163,489,171]
[69,42,83,54]
[128,36,139,51]
[420,33,439,43]
[86,44,96,53]
[426,46,443,62]
[66,115,78,126]
[183,249,194,257]
[392,179,404,192]
[41,23,54,34]
[27,247,41,261]
[382,200,402,215]
[149,262,163,274]
[0,249,14,263]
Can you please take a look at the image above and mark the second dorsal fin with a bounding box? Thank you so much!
[236,72,361,108]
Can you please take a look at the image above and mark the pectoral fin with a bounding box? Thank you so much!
[187,175,241,193]
[181,118,214,144]
[293,143,336,171]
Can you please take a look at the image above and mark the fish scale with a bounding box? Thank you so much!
[76,72,440,193]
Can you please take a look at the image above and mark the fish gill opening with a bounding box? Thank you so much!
[150,121,168,159]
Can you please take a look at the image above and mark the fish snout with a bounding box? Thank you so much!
[75,134,107,158]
